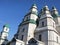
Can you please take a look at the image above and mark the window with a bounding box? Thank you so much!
[27,17,28,19]
[42,21,44,27]
[39,35,42,41]
[53,23,54,27]
[26,17,28,21]
[22,28,25,32]
[57,37,58,43]
[21,35,24,40]
[6,28,7,31]
[24,16,29,21]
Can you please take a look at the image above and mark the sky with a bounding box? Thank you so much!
[0,0,60,41]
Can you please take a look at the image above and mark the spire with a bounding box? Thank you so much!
[40,5,50,15]
[51,6,59,18]
[39,5,53,19]
[30,3,38,15]
[43,5,49,10]
[32,4,37,9]
[52,6,57,10]
[52,6,59,15]
[21,4,38,26]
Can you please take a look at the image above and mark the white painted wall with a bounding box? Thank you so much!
[10,39,25,45]
[10,42,16,45]
[48,30,60,45]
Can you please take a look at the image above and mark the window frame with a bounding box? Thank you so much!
[42,21,44,27]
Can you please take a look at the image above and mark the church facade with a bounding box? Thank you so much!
[0,4,60,45]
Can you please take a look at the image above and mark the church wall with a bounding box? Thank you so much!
[18,23,36,44]
[47,18,55,27]
[38,42,45,45]
[27,23,36,41]
[48,30,60,45]
[10,42,16,45]
[30,14,37,21]
[16,40,25,45]
[34,30,48,45]
[35,29,60,45]
[57,17,60,25]
[39,18,47,28]
[18,24,28,43]
[53,18,60,32]
[56,25,60,33]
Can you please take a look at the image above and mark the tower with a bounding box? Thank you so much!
[51,7,60,33]
[0,24,9,45]
[17,4,38,44]
[34,5,58,45]
[51,6,60,24]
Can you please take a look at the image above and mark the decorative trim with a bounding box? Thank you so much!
[29,19,36,24]
[40,17,53,21]
[20,19,36,26]
[3,31,8,33]
[35,29,60,36]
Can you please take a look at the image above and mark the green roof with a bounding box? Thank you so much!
[52,6,55,9]
[33,4,36,6]
[4,24,9,28]
[31,3,37,9]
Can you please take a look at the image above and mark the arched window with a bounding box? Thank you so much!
[22,28,25,32]
[26,16,29,21]
[21,35,24,40]
[39,35,42,41]
[42,21,44,27]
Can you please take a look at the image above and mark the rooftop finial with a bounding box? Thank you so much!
[40,5,50,14]
[52,6,59,16]
[3,24,9,28]
[33,3,36,6]
[32,3,37,9]
[52,6,57,11]
[43,5,49,11]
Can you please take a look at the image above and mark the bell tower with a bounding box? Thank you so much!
[0,24,9,45]
[51,6,60,33]
[51,6,60,24]
[18,4,38,44]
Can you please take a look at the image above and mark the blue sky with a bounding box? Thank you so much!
[0,0,60,41]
